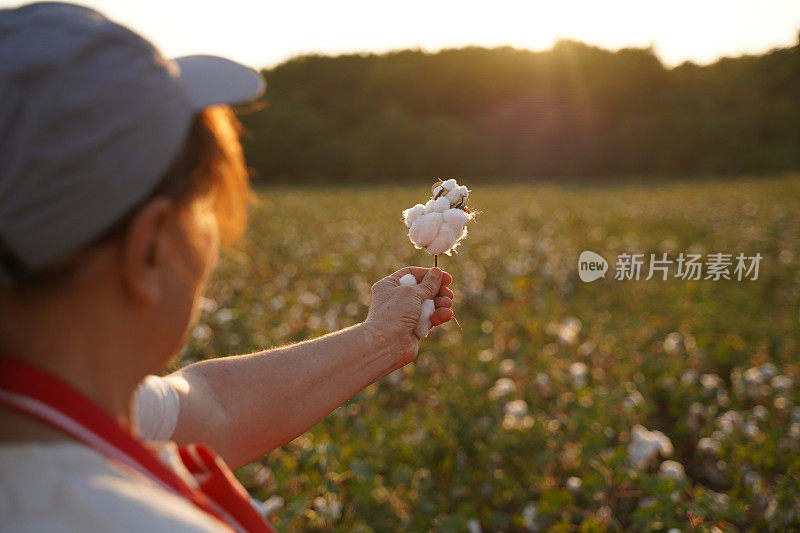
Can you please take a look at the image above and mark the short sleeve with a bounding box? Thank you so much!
[133,375,180,442]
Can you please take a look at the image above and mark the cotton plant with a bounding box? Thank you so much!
[400,179,475,336]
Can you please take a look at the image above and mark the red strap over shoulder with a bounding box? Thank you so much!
[180,444,276,533]
[0,357,277,533]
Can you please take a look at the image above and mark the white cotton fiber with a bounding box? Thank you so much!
[403,204,426,227]
[408,212,443,247]
[399,273,417,285]
[423,197,449,214]
[404,179,473,256]
[432,197,450,213]
[418,300,435,337]
[442,207,469,229]
[445,185,469,206]
[398,273,435,337]
[431,179,457,199]
[425,225,459,256]
[408,207,469,255]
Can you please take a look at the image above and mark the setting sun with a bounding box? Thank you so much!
[2,0,795,68]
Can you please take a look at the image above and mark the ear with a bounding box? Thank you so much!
[118,197,176,304]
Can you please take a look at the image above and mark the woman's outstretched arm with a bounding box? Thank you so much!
[163,267,454,470]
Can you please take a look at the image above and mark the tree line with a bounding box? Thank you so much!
[239,36,800,182]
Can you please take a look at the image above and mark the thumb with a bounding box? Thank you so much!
[416,268,442,299]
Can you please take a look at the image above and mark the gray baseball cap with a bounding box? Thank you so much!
[0,2,265,286]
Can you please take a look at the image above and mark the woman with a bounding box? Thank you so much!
[0,3,454,531]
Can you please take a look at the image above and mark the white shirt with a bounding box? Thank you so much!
[0,376,227,532]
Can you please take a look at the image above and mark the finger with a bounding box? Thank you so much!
[437,286,454,299]
[430,307,453,327]
[433,296,452,308]
[387,266,427,284]
[409,267,450,286]
[387,266,452,286]
[416,268,443,299]
[385,266,415,285]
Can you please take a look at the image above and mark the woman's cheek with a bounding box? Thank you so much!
[193,205,221,281]
[189,212,220,317]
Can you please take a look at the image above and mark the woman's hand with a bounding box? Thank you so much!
[364,266,454,366]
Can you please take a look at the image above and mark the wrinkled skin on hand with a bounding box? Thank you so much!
[365,267,454,365]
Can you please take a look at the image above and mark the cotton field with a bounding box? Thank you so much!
[180,176,800,532]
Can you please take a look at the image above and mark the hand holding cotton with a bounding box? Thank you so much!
[398,273,436,337]
[402,179,474,256]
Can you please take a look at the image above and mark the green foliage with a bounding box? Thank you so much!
[183,176,800,531]
[239,39,800,182]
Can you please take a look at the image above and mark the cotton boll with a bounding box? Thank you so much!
[426,226,459,256]
[432,196,450,213]
[429,214,469,256]
[416,299,435,337]
[409,208,469,255]
[445,185,469,206]
[445,188,461,205]
[627,425,674,469]
[398,273,435,337]
[403,204,426,228]
[442,208,469,232]
[433,179,459,201]
[398,273,417,286]
[403,179,474,256]
[442,225,469,256]
[659,460,686,480]
[451,224,468,246]
[408,212,443,248]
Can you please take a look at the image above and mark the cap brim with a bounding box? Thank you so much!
[174,55,265,111]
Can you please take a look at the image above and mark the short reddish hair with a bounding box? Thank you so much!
[153,105,249,244]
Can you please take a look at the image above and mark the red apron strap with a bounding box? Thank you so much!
[180,444,276,533]
[0,357,277,533]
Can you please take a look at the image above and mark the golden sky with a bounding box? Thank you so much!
[3,0,799,69]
